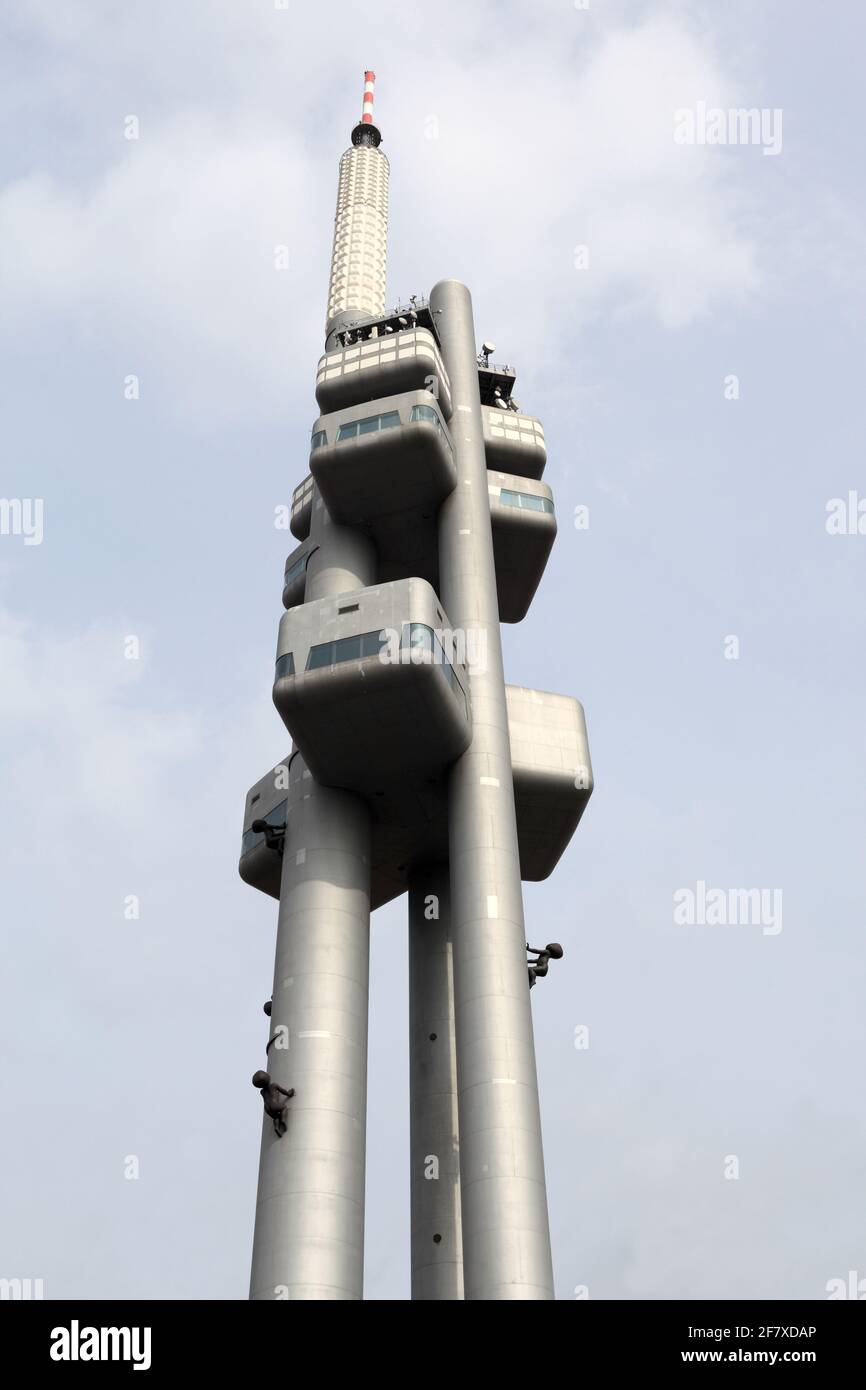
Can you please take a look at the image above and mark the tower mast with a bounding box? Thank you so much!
[326,71,389,346]
[241,70,593,1300]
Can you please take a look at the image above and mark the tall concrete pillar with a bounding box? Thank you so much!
[408,865,463,1300]
[431,278,555,1300]
[249,502,376,1300]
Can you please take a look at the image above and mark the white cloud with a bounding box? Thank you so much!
[0,8,772,423]
[386,13,764,337]
[0,115,325,423]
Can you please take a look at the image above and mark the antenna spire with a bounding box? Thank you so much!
[361,71,376,124]
[351,69,382,147]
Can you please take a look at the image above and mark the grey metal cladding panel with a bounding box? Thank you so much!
[290,476,314,541]
[275,657,470,793]
[483,410,547,479]
[484,446,546,480]
[506,685,594,880]
[314,426,454,526]
[369,778,448,908]
[282,539,313,610]
[273,578,471,794]
[275,576,455,672]
[282,577,304,611]
[242,762,290,827]
[487,471,553,503]
[490,501,557,624]
[310,394,457,527]
[238,842,282,898]
[237,760,292,898]
[513,791,591,880]
[311,388,451,442]
[371,511,440,592]
[315,347,452,418]
[284,538,310,568]
[507,684,592,773]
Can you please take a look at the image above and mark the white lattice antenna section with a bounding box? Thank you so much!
[326,71,390,331]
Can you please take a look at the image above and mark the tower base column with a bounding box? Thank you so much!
[249,763,372,1300]
[408,865,463,1299]
[431,276,555,1299]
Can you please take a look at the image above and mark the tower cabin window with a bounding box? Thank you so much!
[499,489,554,515]
[337,410,401,440]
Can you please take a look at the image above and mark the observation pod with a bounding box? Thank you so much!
[315,327,453,419]
[508,685,594,880]
[482,406,547,480]
[492,472,558,619]
[309,391,456,526]
[238,754,416,912]
[282,539,314,609]
[240,685,593,903]
[238,770,288,900]
[273,576,472,793]
[289,474,314,541]
[489,473,557,623]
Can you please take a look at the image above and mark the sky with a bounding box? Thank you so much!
[1,0,865,1300]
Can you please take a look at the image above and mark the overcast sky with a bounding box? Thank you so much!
[1,0,864,1300]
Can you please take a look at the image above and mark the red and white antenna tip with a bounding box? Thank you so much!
[361,71,376,124]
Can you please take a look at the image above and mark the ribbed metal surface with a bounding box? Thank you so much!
[326,144,389,332]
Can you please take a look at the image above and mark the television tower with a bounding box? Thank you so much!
[241,72,593,1300]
